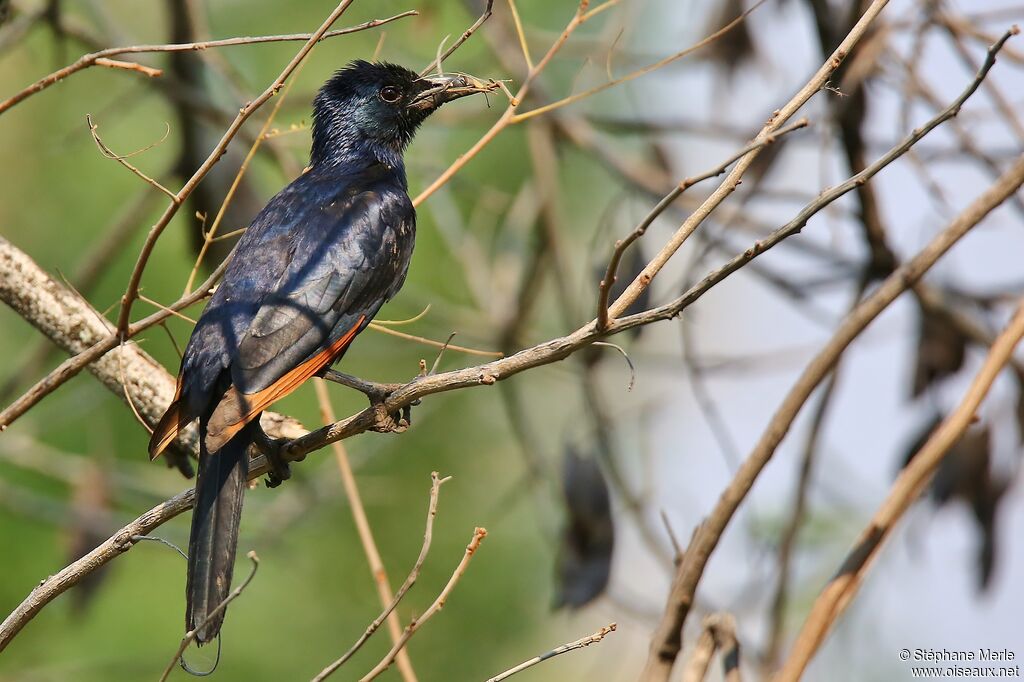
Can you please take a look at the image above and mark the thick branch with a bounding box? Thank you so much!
[0,235,305,450]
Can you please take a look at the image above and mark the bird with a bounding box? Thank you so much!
[148,61,495,644]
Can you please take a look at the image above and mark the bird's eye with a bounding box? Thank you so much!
[379,86,401,103]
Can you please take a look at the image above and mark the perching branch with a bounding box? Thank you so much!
[0,235,304,452]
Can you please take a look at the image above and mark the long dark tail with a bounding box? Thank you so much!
[187,415,250,644]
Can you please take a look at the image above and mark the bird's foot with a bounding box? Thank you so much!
[252,430,292,488]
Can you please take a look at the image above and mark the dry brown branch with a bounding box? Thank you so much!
[87,115,177,201]
[638,151,1024,681]
[359,527,487,682]
[607,0,894,325]
[413,0,748,206]
[596,118,810,330]
[0,487,195,652]
[508,0,764,123]
[93,57,163,78]
[182,52,302,295]
[0,236,304,447]
[413,0,623,207]
[485,623,618,682]
[774,299,1024,679]
[158,551,260,681]
[313,381,417,682]
[312,472,449,682]
[0,10,417,116]
[681,614,741,682]
[0,186,161,403]
[419,0,493,76]
[0,0,368,427]
[366,323,503,358]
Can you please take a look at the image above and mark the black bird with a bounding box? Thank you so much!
[149,61,495,643]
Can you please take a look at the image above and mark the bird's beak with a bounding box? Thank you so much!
[408,73,498,111]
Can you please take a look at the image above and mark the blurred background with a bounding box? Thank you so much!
[1,0,1023,679]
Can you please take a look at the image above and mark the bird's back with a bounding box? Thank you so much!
[177,162,415,421]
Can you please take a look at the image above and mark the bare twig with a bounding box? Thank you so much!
[508,0,764,123]
[776,297,1024,681]
[113,0,361,337]
[0,236,304,449]
[367,323,503,358]
[0,11,417,115]
[607,0,895,329]
[183,57,302,295]
[419,0,493,76]
[312,473,450,682]
[158,552,260,682]
[596,118,809,330]
[0,488,196,652]
[87,115,177,201]
[313,381,417,682]
[414,0,750,206]
[485,623,618,682]
[358,528,487,682]
[93,57,163,78]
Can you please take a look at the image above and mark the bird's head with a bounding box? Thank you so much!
[311,60,496,168]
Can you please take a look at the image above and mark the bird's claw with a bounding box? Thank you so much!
[253,434,292,488]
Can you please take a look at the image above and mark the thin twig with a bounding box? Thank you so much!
[485,623,617,682]
[0,11,417,115]
[358,528,487,682]
[506,0,534,70]
[311,472,450,682]
[607,0,896,332]
[87,115,177,201]
[596,118,809,330]
[419,1,493,76]
[93,57,162,77]
[182,51,303,294]
[509,0,765,123]
[367,323,503,358]
[113,0,361,337]
[313,381,418,682]
[158,552,260,682]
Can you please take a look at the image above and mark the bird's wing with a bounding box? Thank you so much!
[203,174,415,449]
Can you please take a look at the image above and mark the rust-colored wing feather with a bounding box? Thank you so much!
[204,315,365,451]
